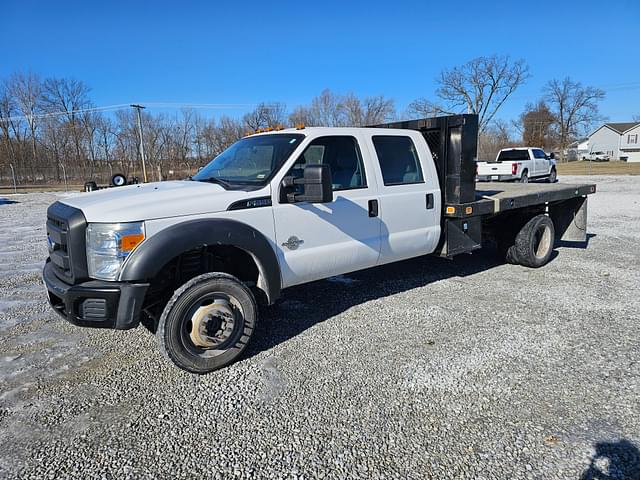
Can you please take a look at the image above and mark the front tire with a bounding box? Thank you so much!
[547,168,557,183]
[157,273,257,373]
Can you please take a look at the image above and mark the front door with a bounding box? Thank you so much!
[272,135,382,288]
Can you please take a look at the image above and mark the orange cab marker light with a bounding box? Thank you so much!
[120,233,145,252]
[446,206,455,215]
[295,123,305,130]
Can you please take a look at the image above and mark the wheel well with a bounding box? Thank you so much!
[141,245,266,329]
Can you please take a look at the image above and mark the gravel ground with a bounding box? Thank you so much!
[0,175,639,479]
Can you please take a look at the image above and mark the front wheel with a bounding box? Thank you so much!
[548,168,557,183]
[157,273,257,373]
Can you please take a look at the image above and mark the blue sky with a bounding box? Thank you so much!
[2,0,639,124]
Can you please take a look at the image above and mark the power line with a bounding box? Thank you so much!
[0,102,258,124]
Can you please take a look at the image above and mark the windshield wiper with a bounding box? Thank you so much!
[198,177,232,189]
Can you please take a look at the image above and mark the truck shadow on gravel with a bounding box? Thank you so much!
[580,438,640,480]
[246,248,507,359]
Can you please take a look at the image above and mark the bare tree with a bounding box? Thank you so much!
[242,102,284,131]
[633,114,640,122]
[310,89,345,127]
[0,82,20,170]
[544,77,605,160]
[339,93,395,126]
[408,55,529,131]
[7,72,43,175]
[42,77,93,172]
[288,105,316,127]
[478,119,515,160]
[361,95,395,125]
[515,101,556,149]
[262,102,287,128]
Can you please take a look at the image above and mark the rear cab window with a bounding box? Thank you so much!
[371,136,424,186]
[497,149,530,161]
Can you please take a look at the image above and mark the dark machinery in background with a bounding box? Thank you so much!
[84,174,139,192]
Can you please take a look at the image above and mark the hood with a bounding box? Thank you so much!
[60,181,269,223]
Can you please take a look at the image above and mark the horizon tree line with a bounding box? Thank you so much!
[0,56,607,185]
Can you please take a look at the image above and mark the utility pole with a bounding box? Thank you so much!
[9,163,17,194]
[131,104,148,183]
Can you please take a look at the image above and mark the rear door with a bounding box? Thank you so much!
[364,132,441,264]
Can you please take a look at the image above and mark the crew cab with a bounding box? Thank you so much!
[43,115,595,373]
[477,147,557,183]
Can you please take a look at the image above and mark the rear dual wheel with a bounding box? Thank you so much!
[157,273,257,373]
[502,214,555,268]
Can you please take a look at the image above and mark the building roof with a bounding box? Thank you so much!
[568,138,588,148]
[604,122,640,134]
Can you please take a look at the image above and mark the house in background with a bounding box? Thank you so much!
[619,124,640,162]
[566,138,589,161]
[587,122,640,161]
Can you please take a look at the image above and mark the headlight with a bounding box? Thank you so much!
[86,222,145,280]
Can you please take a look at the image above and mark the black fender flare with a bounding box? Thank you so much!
[119,219,281,303]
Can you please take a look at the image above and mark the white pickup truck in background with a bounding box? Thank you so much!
[477,147,557,183]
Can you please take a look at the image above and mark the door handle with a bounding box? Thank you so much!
[426,193,434,210]
[368,199,378,217]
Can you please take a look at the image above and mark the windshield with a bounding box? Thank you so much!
[497,149,530,161]
[193,134,304,186]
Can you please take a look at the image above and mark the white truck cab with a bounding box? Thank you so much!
[43,115,594,373]
[477,147,557,183]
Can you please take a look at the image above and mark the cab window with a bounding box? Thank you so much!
[288,136,367,191]
[372,136,424,186]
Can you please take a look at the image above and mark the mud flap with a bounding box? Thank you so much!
[549,196,588,244]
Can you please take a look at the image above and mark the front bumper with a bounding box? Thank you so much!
[43,260,149,330]
[476,174,518,182]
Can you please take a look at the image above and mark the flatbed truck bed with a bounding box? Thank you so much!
[376,115,595,257]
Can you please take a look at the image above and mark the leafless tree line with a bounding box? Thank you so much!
[407,55,606,160]
[0,74,397,185]
[0,59,607,185]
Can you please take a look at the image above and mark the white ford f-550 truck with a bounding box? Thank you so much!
[43,115,595,373]
[476,147,557,183]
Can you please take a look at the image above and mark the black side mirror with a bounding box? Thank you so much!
[282,164,333,203]
[548,152,555,160]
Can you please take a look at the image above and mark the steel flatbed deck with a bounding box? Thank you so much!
[444,182,596,218]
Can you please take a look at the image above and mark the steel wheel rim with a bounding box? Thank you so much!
[180,292,244,358]
[534,224,552,259]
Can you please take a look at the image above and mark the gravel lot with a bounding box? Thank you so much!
[0,175,639,479]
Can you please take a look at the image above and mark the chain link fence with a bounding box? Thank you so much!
[0,162,198,192]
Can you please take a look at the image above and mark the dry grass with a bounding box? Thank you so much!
[557,160,640,175]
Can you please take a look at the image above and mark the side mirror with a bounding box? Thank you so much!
[549,152,555,160]
[282,164,333,203]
